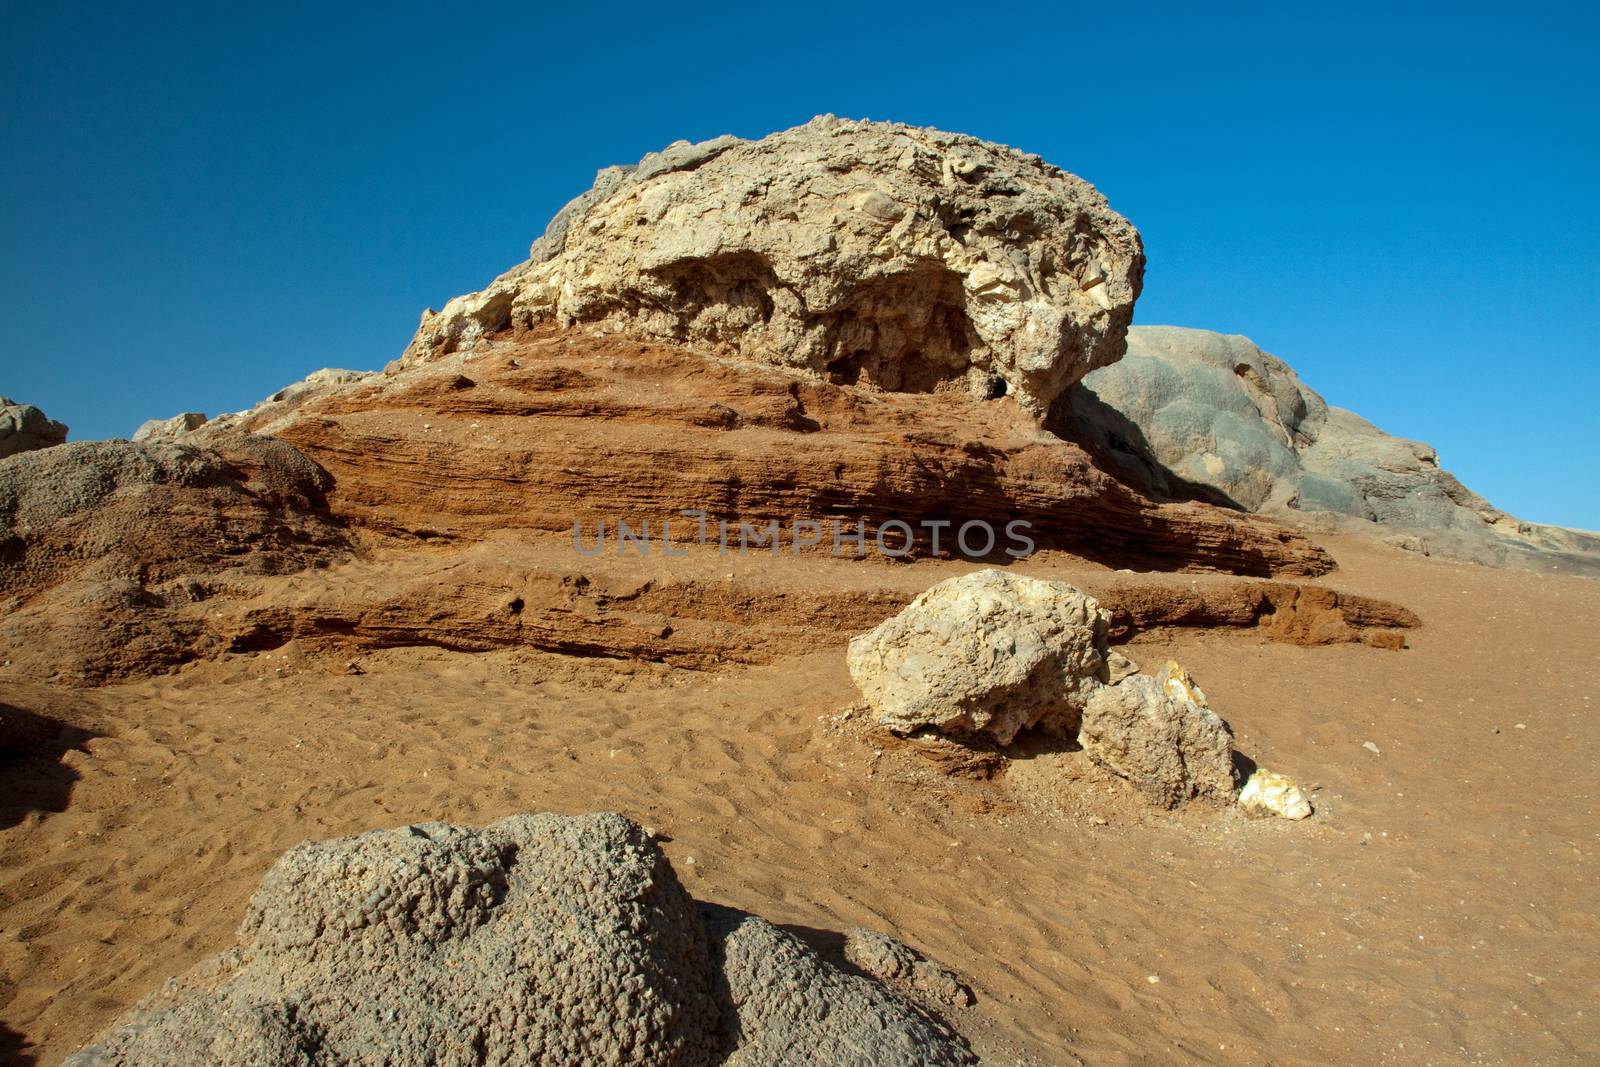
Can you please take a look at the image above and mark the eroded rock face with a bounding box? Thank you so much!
[0,396,68,458]
[1060,326,1600,570]
[0,435,349,684]
[67,812,976,1067]
[401,116,1144,418]
[846,570,1112,745]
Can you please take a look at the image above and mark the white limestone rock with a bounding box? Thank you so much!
[400,116,1144,418]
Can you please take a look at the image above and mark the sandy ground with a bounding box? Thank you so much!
[2,534,1596,1065]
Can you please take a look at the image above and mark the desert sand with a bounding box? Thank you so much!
[4,530,1595,1065]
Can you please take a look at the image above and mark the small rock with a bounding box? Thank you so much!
[1238,770,1313,820]
[1363,741,1381,754]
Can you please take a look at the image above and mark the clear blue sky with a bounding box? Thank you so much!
[3,5,1596,529]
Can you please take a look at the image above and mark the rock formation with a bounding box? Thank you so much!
[0,436,349,683]
[843,928,974,1010]
[0,396,68,458]
[132,412,207,440]
[847,571,1239,807]
[1059,326,1600,570]
[400,116,1144,418]
[66,812,976,1067]
[846,570,1111,745]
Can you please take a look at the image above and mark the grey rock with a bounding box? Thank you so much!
[0,396,68,458]
[1059,326,1600,569]
[401,116,1144,418]
[1080,674,1235,809]
[709,910,976,1066]
[68,812,977,1067]
[133,412,208,441]
[843,928,974,1010]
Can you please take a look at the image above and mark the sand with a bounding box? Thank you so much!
[2,534,1597,1065]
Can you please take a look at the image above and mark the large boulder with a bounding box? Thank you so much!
[67,812,976,1067]
[400,115,1144,418]
[1059,326,1600,569]
[846,570,1112,745]
[0,396,68,458]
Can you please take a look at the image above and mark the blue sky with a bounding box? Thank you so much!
[3,5,1597,529]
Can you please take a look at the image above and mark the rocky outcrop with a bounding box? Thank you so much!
[0,330,1417,686]
[0,397,68,458]
[265,330,1333,578]
[846,570,1110,745]
[0,435,347,602]
[0,435,350,684]
[1059,326,1600,569]
[400,116,1144,418]
[132,412,207,440]
[67,812,975,1067]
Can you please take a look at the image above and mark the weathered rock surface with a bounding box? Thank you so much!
[0,396,68,458]
[844,928,974,1010]
[850,572,1239,807]
[67,812,975,1067]
[0,332,1416,686]
[1080,673,1235,808]
[847,570,1111,745]
[132,412,207,441]
[401,116,1144,418]
[1059,326,1600,570]
[0,435,350,684]
[267,330,1333,578]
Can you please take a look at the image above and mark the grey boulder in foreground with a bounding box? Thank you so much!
[1061,326,1600,570]
[66,812,975,1067]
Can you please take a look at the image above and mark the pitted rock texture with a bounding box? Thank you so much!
[1059,326,1600,571]
[0,396,68,458]
[843,928,974,1010]
[66,812,976,1067]
[401,115,1143,418]
[846,570,1112,745]
[1080,673,1235,808]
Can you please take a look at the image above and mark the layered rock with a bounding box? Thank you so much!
[0,396,68,458]
[1059,326,1600,570]
[400,116,1144,417]
[67,812,975,1067]
[0,435,349,683]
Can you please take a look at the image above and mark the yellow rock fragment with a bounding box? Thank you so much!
[1239,770,1313,820]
